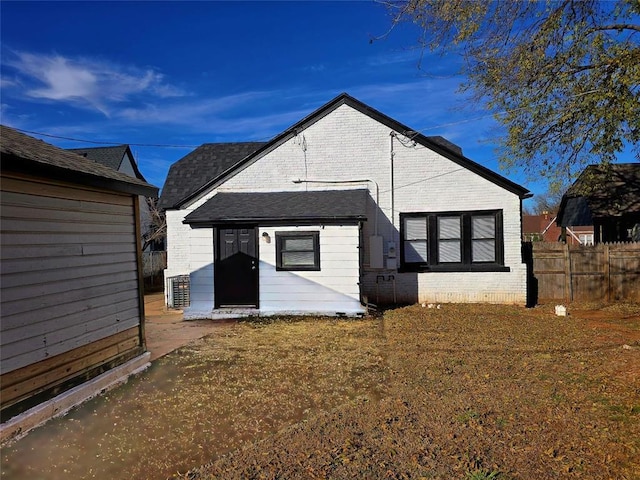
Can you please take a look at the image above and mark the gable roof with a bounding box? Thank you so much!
[158,142,266,210]
[0,125,157,197]
[161,93,530,209]
[183,189,368,226]
[67,145,147,182]
[557,163,640,226]
[522,213,555,235]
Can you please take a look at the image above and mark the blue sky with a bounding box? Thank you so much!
[0,1,575,203]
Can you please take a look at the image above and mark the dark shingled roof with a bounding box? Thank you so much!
[68,145,129,171]
[67,145,147,182]
[558,163,640,226]
[161,93,529,209]
[159,142,266,210]
[184,189,368,226]
[0,125,157,197]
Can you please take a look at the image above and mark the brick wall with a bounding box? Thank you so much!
[168,103,527,309]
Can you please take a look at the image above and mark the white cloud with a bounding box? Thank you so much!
[302,64,326,72]
[5,51,186,116]
[366,49,421,67]
[0,76,18,89]
[117,91,265,122]
[116,89,308,139]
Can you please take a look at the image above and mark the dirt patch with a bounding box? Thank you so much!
[191,304,640,480]
[2,304,639,479]
[1,317,386,479]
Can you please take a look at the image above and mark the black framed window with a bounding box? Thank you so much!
[438,216,462,263]
[400,210,508,272]
[403,216,429,264]
[472,215,497,262]
[276,231,320,271]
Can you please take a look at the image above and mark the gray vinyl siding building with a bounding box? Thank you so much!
[0,125,158,435]
[67,144,157,250]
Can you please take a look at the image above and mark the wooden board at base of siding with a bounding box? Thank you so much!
[0,327,141,410]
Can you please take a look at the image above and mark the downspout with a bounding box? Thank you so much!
[390,132,395,239]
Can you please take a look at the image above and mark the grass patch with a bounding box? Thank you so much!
[2,303,639,479]
[467,470,502,480]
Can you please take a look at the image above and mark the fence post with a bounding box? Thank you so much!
[604,243,611,302]
[563,243,573,302]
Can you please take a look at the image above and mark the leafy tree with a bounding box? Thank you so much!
[526,185,566,215]
[378,0,640,184]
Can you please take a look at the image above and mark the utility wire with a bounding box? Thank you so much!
[12,128,202,148]
[413,89,601,135]
[11,89,600,149]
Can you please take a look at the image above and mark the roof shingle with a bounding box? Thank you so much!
[67,145,129,171]
[561,163,640,221]
[0,125,157,196]
[158,142,265,209]
[184,189,368,225]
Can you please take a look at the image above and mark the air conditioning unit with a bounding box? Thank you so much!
[167,275,190,308]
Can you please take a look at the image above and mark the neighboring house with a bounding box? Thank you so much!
[67,145,160,250]
[159,93,531,318]
[523,212,594,245]
[557,163,640,243]
[0,126,158,442]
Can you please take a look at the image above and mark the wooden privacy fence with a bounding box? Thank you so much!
[525,242,640,303]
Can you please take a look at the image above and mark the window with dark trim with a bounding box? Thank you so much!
[400,210,508,272]
[275,231,320,271]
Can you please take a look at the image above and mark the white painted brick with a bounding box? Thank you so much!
[166,103,528,311]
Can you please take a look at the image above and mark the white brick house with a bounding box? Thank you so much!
[160,93,530,318]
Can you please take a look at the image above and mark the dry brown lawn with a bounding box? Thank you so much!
[2,303,639,480]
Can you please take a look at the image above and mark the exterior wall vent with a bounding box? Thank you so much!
[167,275,190,308]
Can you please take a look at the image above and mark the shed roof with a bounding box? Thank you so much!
[0,125,158,197]
[557,163,640,226]
[158,142,266,210]
[67,145,147,181]
[183,189,368,226]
